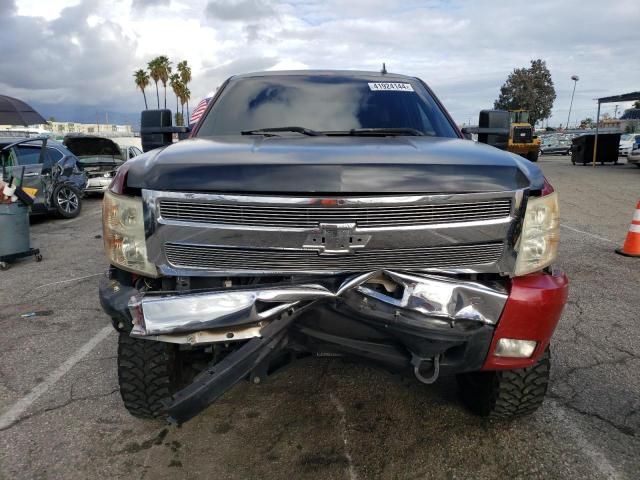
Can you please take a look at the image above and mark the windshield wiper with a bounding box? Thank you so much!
[241,126,324,136]
[329,128,427,137]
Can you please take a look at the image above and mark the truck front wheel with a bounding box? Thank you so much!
[117,333,181,419]
[457,347,550,418]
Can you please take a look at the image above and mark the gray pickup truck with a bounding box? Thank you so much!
[99,71,568,424]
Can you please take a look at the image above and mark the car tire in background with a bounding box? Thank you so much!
[457,347,550,418]
[52,184,82,218]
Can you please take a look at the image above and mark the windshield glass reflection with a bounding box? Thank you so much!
[197,75,458,138]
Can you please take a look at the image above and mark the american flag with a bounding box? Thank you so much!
[189,97,212,126]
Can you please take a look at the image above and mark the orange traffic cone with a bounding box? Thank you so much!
[616,200,640,257]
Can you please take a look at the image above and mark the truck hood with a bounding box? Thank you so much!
[126,136,544,193]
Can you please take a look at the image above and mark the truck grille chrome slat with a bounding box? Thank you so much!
[159,199,512,228]
[164,243,505,272]
[144,190,522,275]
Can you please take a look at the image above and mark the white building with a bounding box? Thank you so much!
[0,121,134,138]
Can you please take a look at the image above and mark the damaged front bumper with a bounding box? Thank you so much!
[99,268,568,424]
[127,271,508,336]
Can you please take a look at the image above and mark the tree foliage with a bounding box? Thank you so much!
[494,59,556,126]
[579,117,593,128]
[133,69,150,109]
[137,57,192,118]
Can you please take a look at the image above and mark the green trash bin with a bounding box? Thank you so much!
[0,202,41,269]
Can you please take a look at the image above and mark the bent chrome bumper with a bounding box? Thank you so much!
[100,268,567,425]
[127,270,509,338]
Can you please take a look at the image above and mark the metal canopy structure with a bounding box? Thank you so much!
[593,91,640,165]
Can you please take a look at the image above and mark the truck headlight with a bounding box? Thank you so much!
[514,192,560,276]
[102,190,158,277]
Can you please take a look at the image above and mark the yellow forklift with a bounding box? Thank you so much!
[507,110,540,162]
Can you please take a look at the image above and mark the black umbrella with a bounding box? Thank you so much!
[0,95,47,126]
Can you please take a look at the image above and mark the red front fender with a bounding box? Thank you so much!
[482,269,569,370]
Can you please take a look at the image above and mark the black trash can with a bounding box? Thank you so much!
[571,133,621,165]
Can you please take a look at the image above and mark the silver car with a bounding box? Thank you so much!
[627,140,640,167]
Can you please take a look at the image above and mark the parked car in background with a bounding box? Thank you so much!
[619,133,640,156]
[540,140,571,155]
[120,145,143,160]
[627,139,640,167]
[0,137,87,218]
[112,137,143,160]
[63,135,125,193]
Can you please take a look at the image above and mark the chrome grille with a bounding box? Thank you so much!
[164,242,504,273]
[159,199,512,228]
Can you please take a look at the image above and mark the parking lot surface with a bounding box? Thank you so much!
[1,156,639,480]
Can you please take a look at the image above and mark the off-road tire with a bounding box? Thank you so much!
[457,347,550,419]
[52,184,82,219]
[117,333,180,419]
[526,150,539,162]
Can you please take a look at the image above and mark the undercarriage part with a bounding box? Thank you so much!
[166,305,312,425]
[295,325,410,371]
[412,354,440,384]
[148,324,263,345]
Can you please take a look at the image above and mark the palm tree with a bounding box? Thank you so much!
[147,58,162,108]
[180,86,191,124]
[133,69,150,109]
[155,55,172,110]
[169,73,182,125]
[177,60,192,122]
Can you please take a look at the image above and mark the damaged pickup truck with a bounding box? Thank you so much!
[99,71,568,424]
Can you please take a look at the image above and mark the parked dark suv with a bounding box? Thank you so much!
[0,136,87,218]
[100,71,568,424]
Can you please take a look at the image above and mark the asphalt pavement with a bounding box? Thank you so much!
[1,155,639,480]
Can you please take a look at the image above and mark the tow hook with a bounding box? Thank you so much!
[412,354,440,385]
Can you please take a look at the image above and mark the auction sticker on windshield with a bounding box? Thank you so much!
[368,82,414,92]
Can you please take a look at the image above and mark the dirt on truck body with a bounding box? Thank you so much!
[99,71,568,424]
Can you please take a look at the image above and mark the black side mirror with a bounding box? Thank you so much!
[477,110,510,150]
[140,109,191,153]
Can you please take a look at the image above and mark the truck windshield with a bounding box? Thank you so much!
[196,75,459,138]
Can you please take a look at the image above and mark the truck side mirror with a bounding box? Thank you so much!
[477,110,510,150]
[140,109,173,152]
[140,110,191,153]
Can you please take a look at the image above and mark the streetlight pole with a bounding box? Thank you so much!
[566,75,579,130]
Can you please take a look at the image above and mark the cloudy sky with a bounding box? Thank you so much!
[1,0,638,127]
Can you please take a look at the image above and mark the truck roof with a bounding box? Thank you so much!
[232,70,417,81]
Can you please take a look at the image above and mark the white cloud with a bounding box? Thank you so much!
[4,0,640,126]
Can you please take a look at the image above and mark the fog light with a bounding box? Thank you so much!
[494,338,537,358]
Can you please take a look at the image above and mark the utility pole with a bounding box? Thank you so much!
[614,105,619,119]
[566,75,579,131]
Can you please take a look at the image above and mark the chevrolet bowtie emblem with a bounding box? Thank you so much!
[303,223,371,255]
